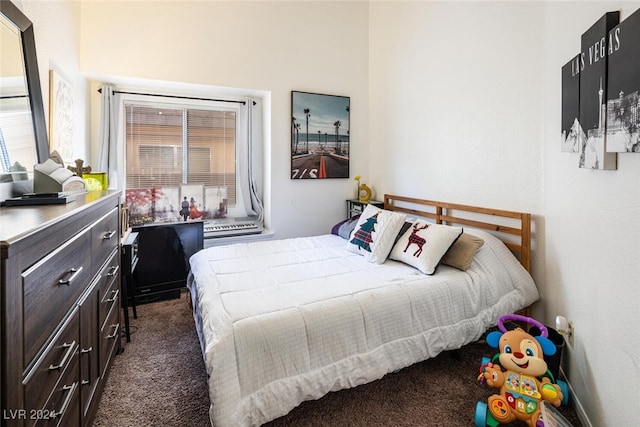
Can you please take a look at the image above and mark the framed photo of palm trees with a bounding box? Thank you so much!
[291,91,350,179]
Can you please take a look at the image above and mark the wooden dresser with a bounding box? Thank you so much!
[1,191,121,426]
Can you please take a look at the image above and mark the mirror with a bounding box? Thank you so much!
[0,0,49,202]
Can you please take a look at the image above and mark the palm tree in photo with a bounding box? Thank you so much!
[304,108,311,154]
[334,120,342,154]
[345,105,350,155]
[346,130,350,155]
[292,117,301,154]
[317,130,322,149]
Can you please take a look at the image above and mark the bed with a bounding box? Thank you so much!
[186,195,540,426]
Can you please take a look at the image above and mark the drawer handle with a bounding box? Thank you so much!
[103,230,117,240]
[107,323,120,340]
[52,382,78,419]
[106,265,120,277]
[58,267,83,286]
[106,289,120,303]
[80,347,93,385]
[48,341,77,371]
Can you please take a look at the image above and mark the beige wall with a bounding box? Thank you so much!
[79,0,371,237]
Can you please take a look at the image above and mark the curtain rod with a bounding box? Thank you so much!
[0,95,28,99]
[97,88,252,105]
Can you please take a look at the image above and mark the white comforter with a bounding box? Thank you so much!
[187,230,539,427]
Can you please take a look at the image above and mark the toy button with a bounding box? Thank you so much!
[542,383,559,400]
[506,393,516,409]
[526,400,538,414]
[490,399,509,419]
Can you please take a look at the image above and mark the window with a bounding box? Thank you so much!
[119,94,262,227]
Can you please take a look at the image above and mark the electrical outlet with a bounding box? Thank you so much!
[567,321,574,347]
[555,315,574,347]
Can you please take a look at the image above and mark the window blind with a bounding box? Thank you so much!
[124,104,237,204]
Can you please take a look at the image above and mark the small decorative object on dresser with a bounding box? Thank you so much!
[83,172,108,191]
[34,158,86,194]
[67,158,92,178]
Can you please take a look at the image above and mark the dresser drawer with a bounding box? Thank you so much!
[23,309,79,419]
[33,352,80,427]
[91,208,119,275]
[98,250,120,329]
[100,302,120,378]
[22,230,91,366]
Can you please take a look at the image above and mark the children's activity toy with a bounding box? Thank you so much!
[475,314,569,427]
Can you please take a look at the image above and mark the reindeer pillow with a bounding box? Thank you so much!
[346,204,406,263]
[389,221,463,274]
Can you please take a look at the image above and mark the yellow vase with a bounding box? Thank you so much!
[359,184,372,202]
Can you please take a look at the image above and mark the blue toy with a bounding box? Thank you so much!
[475,314,569,427]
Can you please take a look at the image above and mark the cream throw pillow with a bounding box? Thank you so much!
[346,204,406,263]
[389,221,463,274]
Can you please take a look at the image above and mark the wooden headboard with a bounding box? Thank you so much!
[383,194,532,273]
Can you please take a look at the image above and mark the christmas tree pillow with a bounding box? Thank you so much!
[346,204,406,263]
[389,221,463,274]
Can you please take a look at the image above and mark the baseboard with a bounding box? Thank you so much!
[559,367,592,427]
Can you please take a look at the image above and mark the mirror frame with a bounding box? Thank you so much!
[1,0,49,163]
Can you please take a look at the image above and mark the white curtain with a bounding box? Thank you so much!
[98,86,263,220]
[97,84,119,189]
[236,98,263,220]
[246,98,264,220]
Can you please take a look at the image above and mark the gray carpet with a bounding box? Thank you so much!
[93,293,210,426]
[93,292,582,426]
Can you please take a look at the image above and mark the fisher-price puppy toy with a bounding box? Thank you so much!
[475,314,568,427]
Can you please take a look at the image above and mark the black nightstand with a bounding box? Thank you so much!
[346,199,384,219]
[121,231,139,342]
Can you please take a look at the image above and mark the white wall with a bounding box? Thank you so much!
[21,0,89,163]
[369,1,543,216]
[541,2,640,426]
[370,1,640,425]
[18,0,640,425]
[78,0,371,238]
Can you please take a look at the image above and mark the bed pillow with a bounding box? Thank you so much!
[346,204,406,263]
[440,233,485,270]
[393,220,414,246]
[338,217,360,239]
[331,218,349,236]
[331,215,359,237]
[389,221,463,274]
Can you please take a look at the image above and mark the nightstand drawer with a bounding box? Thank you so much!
[22,230,91,366]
